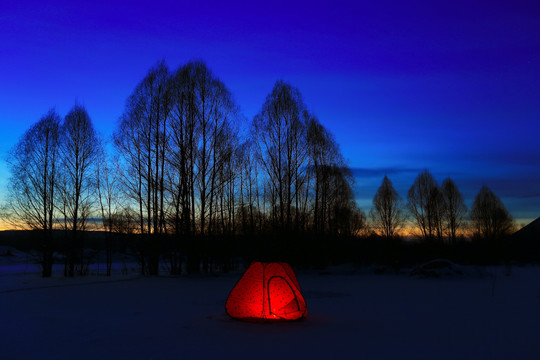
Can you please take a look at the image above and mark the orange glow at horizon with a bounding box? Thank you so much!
[0,218,531,234]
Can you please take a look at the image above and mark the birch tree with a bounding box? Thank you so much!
[96,138,121,275]
[252,81,309,232]
[114,60,172,275]
[58,104,99,276]
[6,109,61,277]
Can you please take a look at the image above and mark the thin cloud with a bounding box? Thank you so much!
[350,166,422,178]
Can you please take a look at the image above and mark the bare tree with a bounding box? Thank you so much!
[441,177,467,244]
[57,103,100,276]
[305,117,363,237]
[191,62,240,237]
[236,140,265,234]
[470,186,513,241]
[110,207,138,235]
[252,81,309,232]
[326,165,365,236]
[6,109,61,277]
[166,61,241,273]
[252,89,359,237]
[370,175,406,238]
[407,169,444,241]
[429,185,445,241]
[168,63,198,239]
[307,117,339,234]
[96,137,121,275]
[114,60,172,275]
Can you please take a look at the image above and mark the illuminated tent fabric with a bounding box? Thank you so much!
[226,262,308,321]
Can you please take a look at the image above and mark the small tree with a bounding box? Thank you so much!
[470,186,513,241]
[441,178,467,244]
[369,176,406,238]
[407,169,443,241]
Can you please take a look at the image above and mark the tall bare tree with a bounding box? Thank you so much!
[96,137,121,276]
[252,81,309,232]
[370,175,406,238]
[326,165,365,236]
[190,62,240,236]
[168,63,198,239]
[114,60,172,275]
[236,140,264,234]
[470,186,513,241]
[58,104,99,276]
[6,109,61,277]
[166,61,241,272]
[306,116,357,234]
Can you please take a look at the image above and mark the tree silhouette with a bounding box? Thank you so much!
[6,109,61,277]
[407,169,442,241]
[370,175,406,238]
[307,116,344,234]
[96,138,121,276]
[441,177,467,244]
[252,80,309,232]
[1,60,411,273]
[114,60,172,275]
[58,104,100,276]
[428,185,445,241]
[470,186,513,241]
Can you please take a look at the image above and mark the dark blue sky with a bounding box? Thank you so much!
[1,0,539,225]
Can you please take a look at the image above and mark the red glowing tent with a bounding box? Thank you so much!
[226,262,308,321]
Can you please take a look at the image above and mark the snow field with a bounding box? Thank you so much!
[1,266,539,360]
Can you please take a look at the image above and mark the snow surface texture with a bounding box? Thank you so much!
[1,261,540,360]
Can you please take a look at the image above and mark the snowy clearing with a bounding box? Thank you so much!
[1,262,540,360]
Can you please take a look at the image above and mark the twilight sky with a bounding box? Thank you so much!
[1,0,539,226]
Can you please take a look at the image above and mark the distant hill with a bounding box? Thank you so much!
[512,218,540,262]
[513,217,540,241]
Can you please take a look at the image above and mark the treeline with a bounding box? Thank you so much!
[6,105,100,276]
[4,60,523,277]
[367,170,518,266]
[369,170,514,243]
[5,60,364,277]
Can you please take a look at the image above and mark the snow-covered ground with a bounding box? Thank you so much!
[1,250,539,360]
